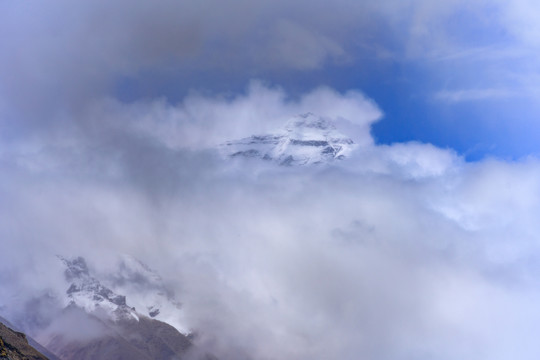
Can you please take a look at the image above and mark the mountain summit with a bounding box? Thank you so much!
[222,113,356,165]
[38,256,199,360]
[57,255,186,333]
[59,256,139,323]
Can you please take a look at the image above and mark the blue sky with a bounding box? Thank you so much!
[111,57,534,161]
[76,0,540,161]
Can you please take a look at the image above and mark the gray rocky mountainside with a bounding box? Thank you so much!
[0,315,59,360]
[0,318,49,360]
[221,112,356,165]
[40,306,195,360]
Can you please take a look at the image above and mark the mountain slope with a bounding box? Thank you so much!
[0,315,59,360]
[41,306,193,360]
[37,256,199,360]
[58,256,140,323]
[222,112,356,165]
[105,254,187,333]
[58,255,188,333]
[0,319,49,360]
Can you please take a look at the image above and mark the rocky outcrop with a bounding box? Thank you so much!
[0,320,49,360]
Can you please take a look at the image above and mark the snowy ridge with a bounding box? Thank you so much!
[59,256,140,322]
[104,254,188,334]
[222,112,357,165]
[58,255,188,334]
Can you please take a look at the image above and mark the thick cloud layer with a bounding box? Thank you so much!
[2,84,540,359]
[2,1,540,359]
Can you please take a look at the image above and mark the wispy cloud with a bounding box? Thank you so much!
[434,88,516,102]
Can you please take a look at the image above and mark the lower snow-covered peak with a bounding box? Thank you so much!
[221,113,356,166]
[57,255,189,334]
[58,256,139,323]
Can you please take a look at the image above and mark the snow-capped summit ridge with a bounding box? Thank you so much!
[222,113,356,166]
[58,256,139,322]
[57,255,189,334]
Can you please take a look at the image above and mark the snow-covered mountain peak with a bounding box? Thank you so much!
[57,255,189,334]
[222,113,356,166]
[58,256,139,322]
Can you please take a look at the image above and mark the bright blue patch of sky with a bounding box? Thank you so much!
[113,59,540,162]
[113,5,540,163]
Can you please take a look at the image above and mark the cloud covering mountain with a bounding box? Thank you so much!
[2,1,540,359]
[2,82,540,359]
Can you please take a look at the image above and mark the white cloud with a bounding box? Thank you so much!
[435,88,516,102]
[96,82,382,151]
[2,84,540,359]
[3,0,540,358]
[265,20,348,70]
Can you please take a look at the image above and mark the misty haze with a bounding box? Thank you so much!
[2,1,540,360]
